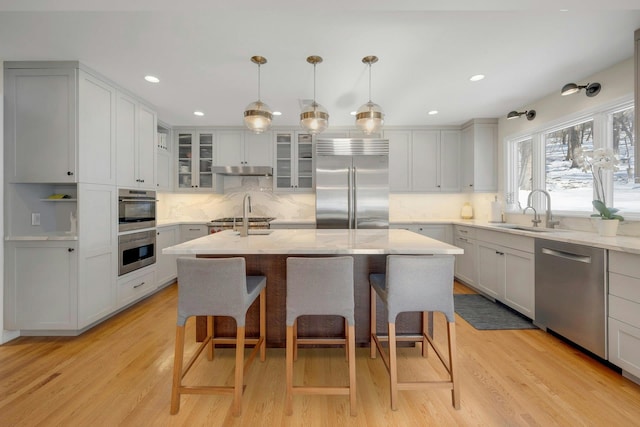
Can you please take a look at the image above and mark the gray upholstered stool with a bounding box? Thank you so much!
[285,256,356,417]
[369,255,460,410]
[170,257,266,417]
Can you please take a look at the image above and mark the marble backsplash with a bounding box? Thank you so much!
[157,176,639,237]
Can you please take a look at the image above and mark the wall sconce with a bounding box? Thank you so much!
[560,82,601,97]
[507,110,536,121]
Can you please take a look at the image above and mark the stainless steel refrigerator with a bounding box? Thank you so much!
[315,138,389,229]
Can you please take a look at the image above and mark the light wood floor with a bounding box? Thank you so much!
[2,282,640,427]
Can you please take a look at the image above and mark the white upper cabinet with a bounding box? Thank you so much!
[217,130,273,167]
[116,92,157,189]
[156,124,172,191]
[461,119,498,192]
[274,131,313,192]
[176,130,217,191]
[5,64,117,185]
[386,129,460,192]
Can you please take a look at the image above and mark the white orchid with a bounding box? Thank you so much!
[575,147,624,221]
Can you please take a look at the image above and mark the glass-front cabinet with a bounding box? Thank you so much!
[177,131,215,190]
[275,132,314,192]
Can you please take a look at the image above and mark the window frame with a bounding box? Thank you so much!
[505,96,637,219]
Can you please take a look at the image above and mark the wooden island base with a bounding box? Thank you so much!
[195,254,425,346]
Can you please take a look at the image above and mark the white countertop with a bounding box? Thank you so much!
[163,229,463,255]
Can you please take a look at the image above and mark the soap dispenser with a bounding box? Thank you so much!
[461,202,474,219]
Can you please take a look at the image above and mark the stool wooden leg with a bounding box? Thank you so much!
[170,325,185,415]
[388,322,398,411]
[348,324,357,416]
[345,318,349,362]
[207,316,214,361]
[293,319,298,362]
[421,311,429,358]
[232,326,245,417]
[259,288,266,362]
[370,286,377,359]
[448,321,460,409]
[285,324,294,416]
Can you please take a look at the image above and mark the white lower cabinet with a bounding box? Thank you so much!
[156,225,179,287]
[453,226,477,287]
[5,241,78,331]
[180,224,208,243]
[117,267,156,309]
[392,223,452,245]
[475,229,534,319]
[609,251,640,379]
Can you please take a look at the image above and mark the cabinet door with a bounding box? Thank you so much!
[78,70,116,185]
[217,130,245,165]
[197,132,215,189]
[5,67,77,183]
[116,92,138,187]
[473,123,498,191]
[440,130,461,192]
[504,249,534,318]
[6,242,78,330]
[157,226,179,286]
[156,150,172,190]
[177,132,195,189]
[296,132,314,190]
[476,242,504,299]
[274,132,293,190]
[411,130,439,191]
[454,236,476,286]
[137,104,157,188]
[245,131,273,166]
[461,125,475,191]
[385,130,412,192]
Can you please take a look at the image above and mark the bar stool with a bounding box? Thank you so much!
[369,255,459,410]
[170,257,266,416]
[285,256,356,417]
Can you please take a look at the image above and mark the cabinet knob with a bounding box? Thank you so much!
[67,171,74,176]
[68,248,75,252]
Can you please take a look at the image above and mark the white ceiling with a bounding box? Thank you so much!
[1,1,639,128]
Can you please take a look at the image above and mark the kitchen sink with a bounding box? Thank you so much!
[492,224,564,233]
[247,229,273,236]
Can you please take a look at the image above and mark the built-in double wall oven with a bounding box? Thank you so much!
[118,189,157,276]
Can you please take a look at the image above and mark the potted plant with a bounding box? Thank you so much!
[576,147,623,236]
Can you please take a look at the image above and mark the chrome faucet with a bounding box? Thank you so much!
[523,206,541,227]
[525,189,559,228]
[240,193,252,237]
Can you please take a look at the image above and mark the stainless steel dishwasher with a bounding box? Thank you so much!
[535,239,607,359]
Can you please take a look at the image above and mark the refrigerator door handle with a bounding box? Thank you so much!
[348,166,353,229]
[353,166,358,229]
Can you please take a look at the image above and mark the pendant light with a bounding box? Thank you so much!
[300,55,329,134]
[243,56,273,134]
[355,55,384,135]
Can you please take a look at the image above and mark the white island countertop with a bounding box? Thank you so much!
[163,229,463,256]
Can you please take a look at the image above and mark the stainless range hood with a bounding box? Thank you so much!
[211,166,273,176]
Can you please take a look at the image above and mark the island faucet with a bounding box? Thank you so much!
[240,193,252,237]
[525,189,559,228]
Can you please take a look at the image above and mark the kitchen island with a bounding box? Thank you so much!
[163,229,463,346]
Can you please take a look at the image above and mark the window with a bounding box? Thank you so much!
[544,120,594,212]
[612,106,637,211]
[506,99,639,218]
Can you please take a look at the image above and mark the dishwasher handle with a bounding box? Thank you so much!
[541,247,592,264]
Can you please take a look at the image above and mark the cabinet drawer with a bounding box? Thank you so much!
[610,294,640,327]
[610,251,640,278]
[117,269,156,308]
[609,317,640,377]
[610,272,640,304]
[180,224,208,242]
[476,229,534,253]
[455,225,476,239]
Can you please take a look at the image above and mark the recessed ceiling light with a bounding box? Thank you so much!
[273,111,282,116]
[193,111,204,117]
[144,75,160,83]
[559,9,569,12]
[469,74,485,82]
[428,110,439,115]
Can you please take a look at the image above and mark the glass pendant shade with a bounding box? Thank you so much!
[244,56,273,134]
[244,100,273,134]
[300,102,329,135]
[356,55,384,135]
[355,101,384,135]
[300,55,329,134]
